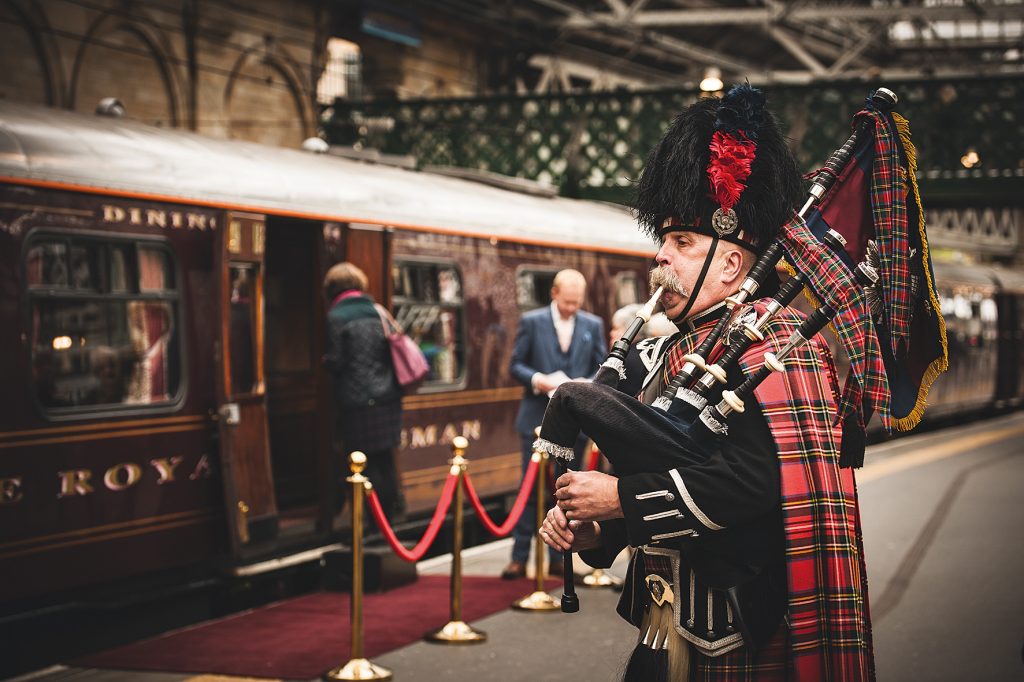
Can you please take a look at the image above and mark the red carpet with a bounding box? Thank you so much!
[73,575,558,680]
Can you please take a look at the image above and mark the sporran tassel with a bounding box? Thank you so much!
[621,599,690,682]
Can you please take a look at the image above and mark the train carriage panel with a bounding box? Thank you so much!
[925,262,1000,417]
[388,229,650,513]
[0,189,223,602]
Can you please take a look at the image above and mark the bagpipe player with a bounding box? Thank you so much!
[539,86,876,681]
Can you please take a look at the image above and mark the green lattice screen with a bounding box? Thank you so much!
[324,78,1022,203]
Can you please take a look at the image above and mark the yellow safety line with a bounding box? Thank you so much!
[857,421,1024,484]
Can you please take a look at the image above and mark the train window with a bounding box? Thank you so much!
[516,267,559,309]
[392,260,465,387]
[26,235,182,412]
[228,264,258,394]
[614,271,643,308]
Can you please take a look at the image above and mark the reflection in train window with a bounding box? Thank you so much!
[614,271,643,308]
[26,235,181,412]
[229,264,258,395]
[392,260,465,386]
[516,266,558,309]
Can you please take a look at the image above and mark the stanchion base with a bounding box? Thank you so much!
[424,619,488,644]
[511,590,560,611]
[324,657,393,680]
[580,568,623,589]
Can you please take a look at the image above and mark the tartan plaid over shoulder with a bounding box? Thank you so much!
[664,302,875,681]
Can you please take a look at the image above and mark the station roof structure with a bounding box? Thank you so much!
[420,0,1024,90]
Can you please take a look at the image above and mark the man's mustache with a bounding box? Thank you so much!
[649,267,688,297]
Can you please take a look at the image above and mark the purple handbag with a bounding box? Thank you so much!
[376,304,430,389]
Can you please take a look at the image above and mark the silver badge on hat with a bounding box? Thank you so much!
[712,207,739,236]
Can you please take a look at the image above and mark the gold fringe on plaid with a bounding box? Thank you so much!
[890,111,949,431]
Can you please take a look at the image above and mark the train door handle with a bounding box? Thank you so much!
[219,403,240,425]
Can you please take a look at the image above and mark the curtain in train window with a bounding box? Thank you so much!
[391,260,465,386]
[26,237,181,411]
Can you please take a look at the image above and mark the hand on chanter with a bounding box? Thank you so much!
[540,505,601,552]
[554,470,623,522]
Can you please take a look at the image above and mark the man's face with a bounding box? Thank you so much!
[652,231,723,320]
[552,280,585,320]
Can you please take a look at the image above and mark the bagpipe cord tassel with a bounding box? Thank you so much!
[621,601,690,682]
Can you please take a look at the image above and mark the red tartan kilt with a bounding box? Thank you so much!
[693,622,788,682]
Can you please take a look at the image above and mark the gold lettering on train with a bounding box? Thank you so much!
[151,456,184,484]
[103,205,126,223]
[103,463,142,491]
[461,420,481,441]
[0,477,23,504]
[189,454,212,480]
[146,209,166,228]
[401,420,482,450]
[410,425,437,448]
[100,204,216,231]
[57,470,94,498]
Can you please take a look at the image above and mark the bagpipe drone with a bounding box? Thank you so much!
[537,84,948,614]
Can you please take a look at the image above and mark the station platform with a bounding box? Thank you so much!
[9,411,1023,682]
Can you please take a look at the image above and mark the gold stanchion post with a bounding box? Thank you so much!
[512,430,560,611]
[581,567,623,589]
[425,436,487,643]
[324,452,393,681]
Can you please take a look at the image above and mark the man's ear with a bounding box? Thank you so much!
[720,248,745,283]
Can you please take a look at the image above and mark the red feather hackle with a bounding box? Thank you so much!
[707,130,756,212]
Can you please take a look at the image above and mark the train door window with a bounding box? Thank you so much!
[392,259,465,388]
[25,234,182,413]
[228,264,259,394]
[516,267,559,310]
[614,271,643,308]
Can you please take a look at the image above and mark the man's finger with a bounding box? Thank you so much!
[554,472,574,489]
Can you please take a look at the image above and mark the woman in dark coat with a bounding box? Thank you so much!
[324,262,404,519]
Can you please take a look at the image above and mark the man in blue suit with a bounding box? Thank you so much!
[502,269,607,579]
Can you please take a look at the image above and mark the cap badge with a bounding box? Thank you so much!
[712,207,739,236]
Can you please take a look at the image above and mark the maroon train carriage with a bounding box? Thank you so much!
[0,101,654,610]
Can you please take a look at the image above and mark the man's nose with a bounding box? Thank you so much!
[655,243,671,265]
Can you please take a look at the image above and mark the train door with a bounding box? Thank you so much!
[263,217,333,536]
[216,211,278,556]
[345,223,392,304]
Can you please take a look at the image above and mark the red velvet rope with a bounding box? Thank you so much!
[462,457,539,537]
[366,472,458,563]
[587,447,602,472]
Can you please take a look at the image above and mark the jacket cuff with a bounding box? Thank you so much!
[618,471,724,546]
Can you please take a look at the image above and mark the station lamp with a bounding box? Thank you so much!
[699,67,724,93]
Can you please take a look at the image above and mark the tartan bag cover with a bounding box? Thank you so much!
[662,305,874,681]
[778,215,890,431]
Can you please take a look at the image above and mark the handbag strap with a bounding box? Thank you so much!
[374,303,401,335]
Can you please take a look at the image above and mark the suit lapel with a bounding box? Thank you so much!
[567,315,586,361]
[543,308,563,359]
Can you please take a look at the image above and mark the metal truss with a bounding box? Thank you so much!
[513,0,1024,92]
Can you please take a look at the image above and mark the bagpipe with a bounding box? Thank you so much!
[539,88,902,614]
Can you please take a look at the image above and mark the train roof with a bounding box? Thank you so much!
[0,101,654,256]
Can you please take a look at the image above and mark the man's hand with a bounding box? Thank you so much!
[554,470,623,522]
[539,505,601,552]
[533,374,560,394]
